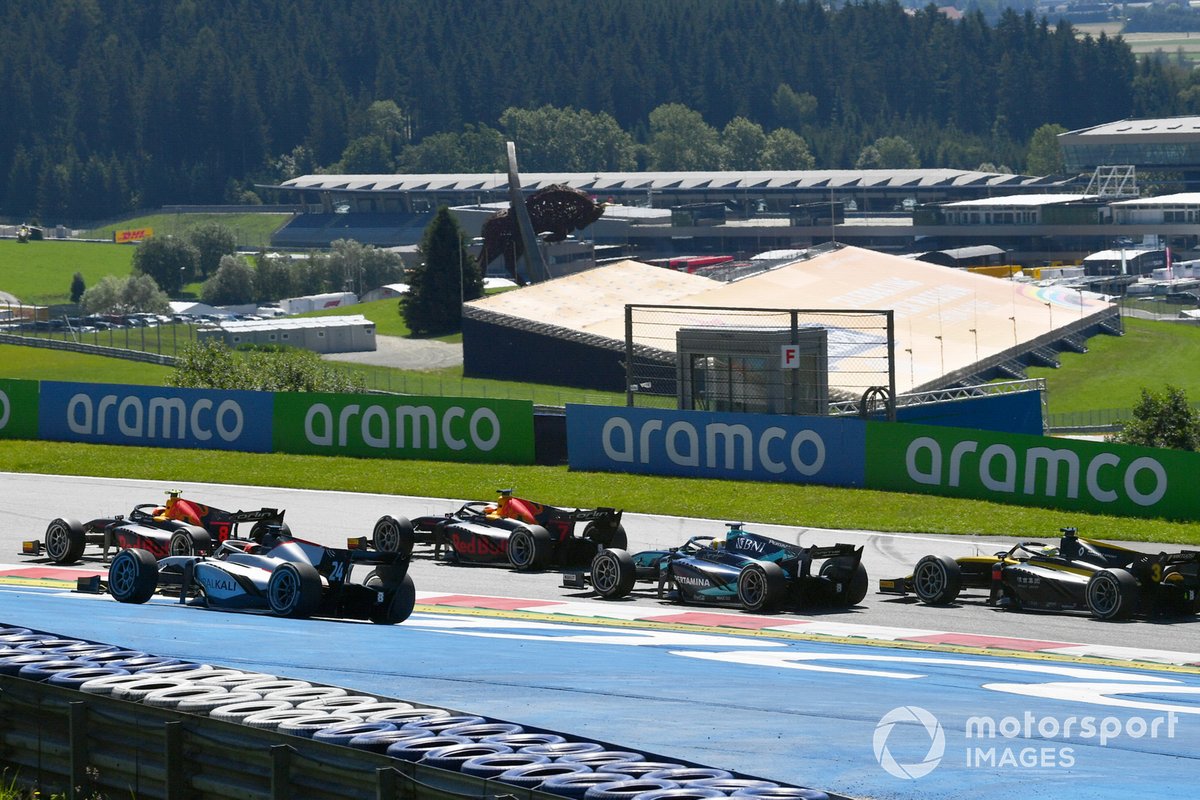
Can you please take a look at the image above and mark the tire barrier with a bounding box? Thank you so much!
[311,720,398,746]
[691,779,780,793]
[386,735,474,761]
[276,712,365,738]
[347,727,437,753]
[0,625,848,800]
[440,721,525,740]
[629,789,726,800]
[561,751,647,768]
[460,752,552,779]
[484,731,568,747]
[401,714,487,734]
[16,658,95,681]
[730,789,830,800]
[582,779,682,800]
[208,699,295,724]
[45,666,131,690]
[541,772,638,798]
[497,762,594,788]
[522,741,607,759]
[644,769,736,785]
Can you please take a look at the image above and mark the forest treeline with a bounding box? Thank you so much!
[1,0,1195,222]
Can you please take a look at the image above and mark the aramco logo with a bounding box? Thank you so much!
[873,705,945,779]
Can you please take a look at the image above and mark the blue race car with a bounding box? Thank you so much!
[567,523,867,613]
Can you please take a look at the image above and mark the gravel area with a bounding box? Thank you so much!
[322,334,463,370]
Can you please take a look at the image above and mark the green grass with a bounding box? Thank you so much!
[0,239,134,305]
[1029,316,1200,414]
[2,439,1198,544]
[0,344,173,384]
[300,297,414,338]
[80,212,292,250]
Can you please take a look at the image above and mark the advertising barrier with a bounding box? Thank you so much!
[38,381,274,452]
[273,392,535,464]
[866,421,1200,521]
[566,404,866,486]
[0,379,38,439]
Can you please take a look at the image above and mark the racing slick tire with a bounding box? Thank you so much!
[912,555,963,606]
[365,571,417,625]
[583,522,628,551]
[1086,568,1139,621]
[590,549,637,599]
[507,525,554,571]
[44,518,86,564]
[373,515,416,558]
[819,558,869,607]
[266,561,323,618]
[736,561,787,613]
[169,525,212,557]
[109,548,159,604]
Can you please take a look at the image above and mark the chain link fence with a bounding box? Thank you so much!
[1,301,197,359]
[624,304,895,416]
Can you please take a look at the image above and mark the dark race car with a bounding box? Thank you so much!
[23,489,286,565]
[84,521,417,624]
[878,527,1200,620]
[565,523,867,613]
[395,489,627,570]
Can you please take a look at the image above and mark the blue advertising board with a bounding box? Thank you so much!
[39,381,274,452]
[566,404,866,486]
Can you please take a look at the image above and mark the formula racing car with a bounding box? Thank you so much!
[23,489,286,565]
[878,527,1200,620]
[565,523,868,612]
[395,489,627,570]
[85,521,416,624]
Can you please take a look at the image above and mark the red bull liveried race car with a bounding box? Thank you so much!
[395,489,627,570]
[566,523,868,613]
[23,489,286,565]
[878,527,1200,620]
[85,521,416,624]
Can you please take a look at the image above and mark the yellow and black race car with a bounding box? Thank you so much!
[879,528,1200,620]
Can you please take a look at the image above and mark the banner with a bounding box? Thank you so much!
[866,421,1200,521]
[114,228,152,244]
[39,382,274,452]
[0,379,39,439]
[273,393,535,464]
[566,404,866,486]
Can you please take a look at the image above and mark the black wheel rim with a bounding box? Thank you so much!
[110,554,138,597]
[270,568,299,612]
[1089,576,1117,615]
[509,533,531,566]
[741,568,765,606]
[593,555,617,593]
[914,561,945,599]
[376,518,400,552]
[170,535,193,556]
[45,523,68,558]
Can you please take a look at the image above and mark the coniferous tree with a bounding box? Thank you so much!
[402,207,483,336]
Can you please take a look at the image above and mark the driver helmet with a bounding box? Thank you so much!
[1039,546,1060,558]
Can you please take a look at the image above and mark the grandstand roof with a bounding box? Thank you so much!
[277,169,1052,195]
[1061,116,1200,139]
[940,193,1094,208]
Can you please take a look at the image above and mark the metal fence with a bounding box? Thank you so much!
[1,302,197,360]
[624,304,895,416]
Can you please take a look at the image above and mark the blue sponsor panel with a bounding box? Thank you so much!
[38,381,273,452]
[566,404,866,486]
[895,390,1044,436]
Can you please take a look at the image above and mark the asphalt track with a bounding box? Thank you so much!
[3,474,1200,799]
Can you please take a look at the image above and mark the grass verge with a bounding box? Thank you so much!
[3,440,1199,545]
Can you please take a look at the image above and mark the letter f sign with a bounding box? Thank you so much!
[781,345,800,369]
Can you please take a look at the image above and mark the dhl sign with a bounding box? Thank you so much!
[114,228,152,244]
